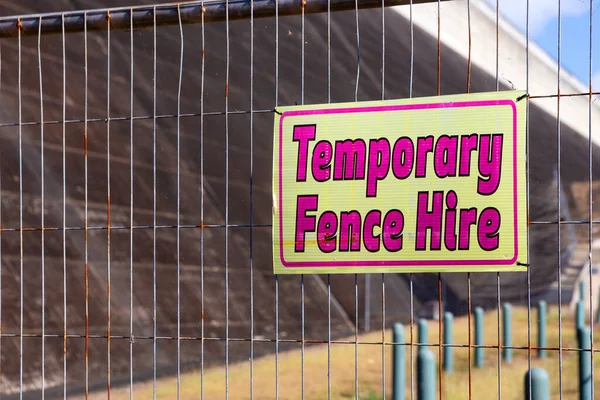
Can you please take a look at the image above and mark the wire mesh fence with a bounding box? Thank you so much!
[0,0,599,399]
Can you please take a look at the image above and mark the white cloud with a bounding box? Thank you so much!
[483,0,589,35]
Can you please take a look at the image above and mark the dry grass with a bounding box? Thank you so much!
[85,306,600,399]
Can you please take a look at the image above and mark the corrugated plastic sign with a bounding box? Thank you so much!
[272,91,528,274]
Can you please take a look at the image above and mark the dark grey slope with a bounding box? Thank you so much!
[0,1,594,397]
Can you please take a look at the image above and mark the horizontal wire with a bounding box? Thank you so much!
[0,223,271,233]
[0,90,595,130]
[0,90,598,130]
[0,109,274,130]
[1,220,599,234]
[0,0,437,38]
[2,333,597,352]
[529,91,600,99]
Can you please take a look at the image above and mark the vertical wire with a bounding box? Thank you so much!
[467,273,472,400]
[409,0,413,99]
[436,0,440,96]
[83,12,89,400]
[152,6,157,400]
[106,12,112,399]
[37,18,44,400]
[437,1,443,398]
[354,1,360,397]
[62,14,67,400]
[275,0,280,394]
[494,1,501,396]
[381,0,385,100]
[556,0,564,398]
[225,0,231,395]
[249,0,255,398]
[0,40,2,400]
[466,0,471,93]
[18,17,23,400]
[354,0,360,102]
[200,4,206,400]
[327,0,332,395]
[496,273,501,400]
[381,0,386,396]
[409,2,414,398]
[129,7,134,400]
[327,275,331,399]
[525,0,532,397]
[355,274,359,400]
[176,6,184,400]
[409,275,414,400]
[437,276,442,399]
[381,274,385,400]
[588,0,595,396]
[327,0,331,103]
[300,0,305,397]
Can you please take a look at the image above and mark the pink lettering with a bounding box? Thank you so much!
[382,209,404,252]
[415,136,434,178]
[459,134,478,176]
[415,191,443,250]
[366,139,391,197]
[363,210,382,252]
[478,134,503,195]
[444,191,457,251]
[317,211,338,253]
[311,140,332,182]
[295,195,318,252]
[339,211,362,252]
[434,135,458,178]
[458,208,477,250]
[478,207,500,250]
[293,125,316,182]
[392,137,414,179]
[334,140,366,180]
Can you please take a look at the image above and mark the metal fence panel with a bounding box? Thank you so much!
[0,0,597,399]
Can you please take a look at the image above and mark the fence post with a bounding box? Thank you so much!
[502,303,512,364]
[578,325,592,400]
[576,300,585,334]
[537,300,547,359]
[393,323,405,400]
[474,307,484,368]
[524,367,550,400]
[418,319,428,352]
[417,348,435,400]
[596,287,600,324]
[443,312,453,374]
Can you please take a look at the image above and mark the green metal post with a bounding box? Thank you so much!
[537,300,547,359]
[417,348,435,400]
[596,287,600,325]
[578,326,592,400]
[442,312,453,374]
[393,323,405,400]
[502,303,512,364]
[418,318,428,352]
[474,307,484,368]
[524,367,550,400]
[576,300,585,334]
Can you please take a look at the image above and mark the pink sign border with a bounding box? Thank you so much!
[277,99,519,268]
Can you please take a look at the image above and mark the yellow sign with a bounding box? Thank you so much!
[272,91,527,274]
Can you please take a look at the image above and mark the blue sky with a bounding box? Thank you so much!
[483,0,600,88]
